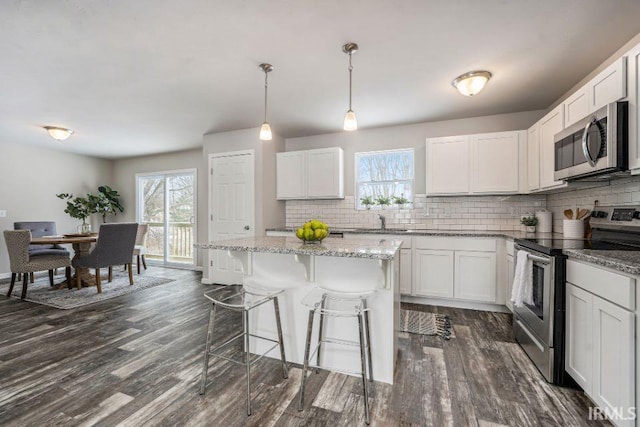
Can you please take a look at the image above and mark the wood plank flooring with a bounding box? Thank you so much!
[0,268,607,426]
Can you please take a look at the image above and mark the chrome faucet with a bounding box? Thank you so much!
[379,214,386,231]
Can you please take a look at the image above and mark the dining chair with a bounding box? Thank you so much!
[72,223,138,293]
[14,221,70,283]
[4,230,72,300]
[133,223,149,274]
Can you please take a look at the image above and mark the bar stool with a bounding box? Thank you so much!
[298,288,375,425]
[199,283,288,416]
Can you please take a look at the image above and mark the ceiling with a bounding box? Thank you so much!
[1,0,640,159]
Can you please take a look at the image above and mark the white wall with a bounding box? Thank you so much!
[0,141,112,276]
[111,148,206,267]
[286,110,545,196]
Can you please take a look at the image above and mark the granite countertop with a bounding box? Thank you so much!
[564,250,640,276]
[195,236,402,260]
[265,227,564,241]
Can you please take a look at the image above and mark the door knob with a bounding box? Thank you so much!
[244,225,250,230]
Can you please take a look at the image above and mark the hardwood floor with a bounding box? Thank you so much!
[0,267,606,426]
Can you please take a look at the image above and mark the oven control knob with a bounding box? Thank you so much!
[597,211,608,218]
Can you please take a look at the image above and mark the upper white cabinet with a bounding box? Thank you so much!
[539,104,565,190]
[588,56,627,112]
[426,136,470,194]
[470,132,521,194]
[426,131,522,195]
[276,151,306,199]
[627,43,640,172]
[564,86,590,127]
[526,122,540,192]
[276,147,344,200]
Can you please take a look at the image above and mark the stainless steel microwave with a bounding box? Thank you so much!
[553,101,628,181]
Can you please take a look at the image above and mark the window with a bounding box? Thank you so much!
[355,149,414,209]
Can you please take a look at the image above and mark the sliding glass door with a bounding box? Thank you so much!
[137,169,196,267]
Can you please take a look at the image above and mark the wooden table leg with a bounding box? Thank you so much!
[54,241,97,289]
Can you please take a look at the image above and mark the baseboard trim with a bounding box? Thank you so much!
[401,295,511,314]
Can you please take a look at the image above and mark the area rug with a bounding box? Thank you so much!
[0,270,175,310]
[400,309,453,340]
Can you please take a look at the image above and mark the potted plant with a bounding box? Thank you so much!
[392,194,410,209]
[375,195,391,209]
[521,216,539,233]
[89,186,124,223]
[57,193,93,234]
[360,195,374,210]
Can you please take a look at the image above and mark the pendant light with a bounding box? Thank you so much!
[44,126,74,141]
[259,63,274,140]
[451,70,492,97]
[342,42,358,131]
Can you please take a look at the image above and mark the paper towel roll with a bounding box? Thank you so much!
[536,210,553,233]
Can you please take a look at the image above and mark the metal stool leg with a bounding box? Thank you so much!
[363,300,374,383]
[358,313,371,425]
[244,309,252,416]
[273,297,288,379]
[298,310,315,412]
[199,303,217,395]
[315,294,327,373]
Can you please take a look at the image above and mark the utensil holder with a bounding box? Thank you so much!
[563,220,585,239]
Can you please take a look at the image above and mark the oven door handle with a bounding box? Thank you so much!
[527,253,551,265]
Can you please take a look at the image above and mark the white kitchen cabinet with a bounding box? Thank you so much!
[276,151,306,199]
[276,147,344,200]
[426,131,522,195]
[627,42,640,172]
[539,104,565,189]
[566,283,593,392]
[564,86,590,127]
[454,251,497,302]
[414,249,454,298]
[591,296,635,422]
[588,56,627,112]
[400,249,412,295]
[426,136,469,194]
[306,148,344,198]
[565,260,636,426]
[526,122,540,192]
[470,132,520,193]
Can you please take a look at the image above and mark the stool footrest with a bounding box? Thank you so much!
[319,336,361,348]
[207,332,281,367]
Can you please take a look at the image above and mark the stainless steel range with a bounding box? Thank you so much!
[513,204,640,386]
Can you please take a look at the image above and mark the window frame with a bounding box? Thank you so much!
[354,148,415,210]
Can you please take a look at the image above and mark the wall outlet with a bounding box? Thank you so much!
[0,210,6,218]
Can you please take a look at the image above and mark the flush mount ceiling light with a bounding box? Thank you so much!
[44,126,74,141]
[342,42,359,131]
[259,63,274,141]
[451,70,492,97]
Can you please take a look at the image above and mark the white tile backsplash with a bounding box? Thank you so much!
[286,194,546,231]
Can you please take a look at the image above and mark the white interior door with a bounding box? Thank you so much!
[209,151,254,284]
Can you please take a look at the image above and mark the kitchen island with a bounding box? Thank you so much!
[196,236,402,384]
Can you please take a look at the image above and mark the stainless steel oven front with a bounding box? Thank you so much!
[513,244,555,382]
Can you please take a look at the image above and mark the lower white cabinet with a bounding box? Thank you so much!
[399,249,412,295]
[454,251,497,302]
[414,250,454,298]
[566,265,636,427]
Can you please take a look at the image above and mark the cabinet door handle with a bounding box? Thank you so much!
[244,225,250,231]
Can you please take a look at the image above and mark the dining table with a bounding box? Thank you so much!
[30,234,98,288]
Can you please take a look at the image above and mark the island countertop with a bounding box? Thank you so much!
[196,236,402,260]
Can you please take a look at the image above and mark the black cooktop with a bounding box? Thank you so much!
[515,237,640,255]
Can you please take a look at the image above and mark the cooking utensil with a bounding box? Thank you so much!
[564,209,574,220]
[577,209,590,220]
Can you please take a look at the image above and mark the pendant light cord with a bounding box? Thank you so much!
[264,71,268,123]
[348,52,353,110]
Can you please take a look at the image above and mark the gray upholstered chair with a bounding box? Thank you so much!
[14,221,70,283]
[72,223,138,293]
[4,230,72,300]
[133,223,149,274]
